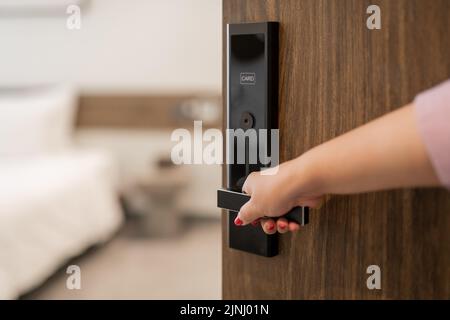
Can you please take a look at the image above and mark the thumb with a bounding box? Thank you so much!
[237,200,262,225]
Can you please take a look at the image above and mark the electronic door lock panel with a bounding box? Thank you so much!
[218,22,309,257]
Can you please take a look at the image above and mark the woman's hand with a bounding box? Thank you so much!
[235,104,441,235]
[235,156,325,234]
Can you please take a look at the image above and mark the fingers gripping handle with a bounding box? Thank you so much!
[217,189,309,226]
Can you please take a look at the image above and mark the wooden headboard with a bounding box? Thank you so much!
[76,94,221,129]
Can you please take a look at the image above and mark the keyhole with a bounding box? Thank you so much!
[240,111,254,129]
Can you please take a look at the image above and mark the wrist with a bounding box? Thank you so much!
[291,148,326,196]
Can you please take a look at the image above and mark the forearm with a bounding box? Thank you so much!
[238,83,449,231]
[297,104,439,195]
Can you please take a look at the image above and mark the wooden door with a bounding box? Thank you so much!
[222,0,450,299]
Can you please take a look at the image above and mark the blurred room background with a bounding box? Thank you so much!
[0,0,222,299]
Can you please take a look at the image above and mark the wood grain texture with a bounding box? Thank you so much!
[222,0,450,299]
[76,94,221,129]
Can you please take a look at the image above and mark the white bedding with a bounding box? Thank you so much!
[0,151,123,299]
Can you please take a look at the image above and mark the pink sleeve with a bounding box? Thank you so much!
[414,80,450,189]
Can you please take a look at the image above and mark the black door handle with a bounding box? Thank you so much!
[217,189,309,226]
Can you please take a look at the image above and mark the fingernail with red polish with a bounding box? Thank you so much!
[234,217,243,226]
[279,223,286,229]
[268,223,275,231]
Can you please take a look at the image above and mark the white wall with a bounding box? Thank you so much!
[0,0,221,94]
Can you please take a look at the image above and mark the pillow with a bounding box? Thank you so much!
[0,85,77,157]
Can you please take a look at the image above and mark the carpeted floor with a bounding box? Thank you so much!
[23,219,221,300]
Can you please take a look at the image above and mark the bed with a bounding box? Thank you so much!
[0,86,123,299]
